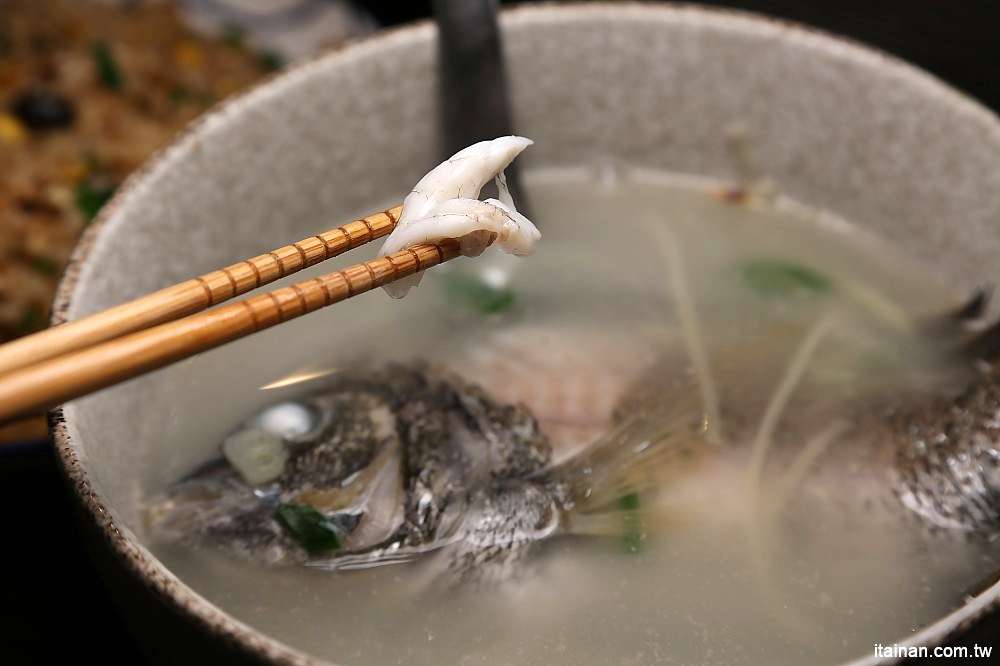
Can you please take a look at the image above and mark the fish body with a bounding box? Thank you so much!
[148,313,1000,587]
[860,363,1000,534]
[149,363,566,584]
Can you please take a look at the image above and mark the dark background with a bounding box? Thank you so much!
[4,1,1000,664]
[370,1,1000,112]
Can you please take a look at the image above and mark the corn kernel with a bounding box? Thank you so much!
[0,113,26,144]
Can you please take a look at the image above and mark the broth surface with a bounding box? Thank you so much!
[148,167,1000,666]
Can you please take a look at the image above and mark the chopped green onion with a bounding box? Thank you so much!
[275,503,341,554]
[618,492,643,554]
[256,50,285,73]
[741,260,831,298]
[618,492,641,512]
[444,273,516,314]
[92,42,124,91]
[622,528,643,554]
[75,180,115,224]
[30,256,59,276]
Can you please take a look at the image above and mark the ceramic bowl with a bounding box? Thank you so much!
[51,4,1000,664]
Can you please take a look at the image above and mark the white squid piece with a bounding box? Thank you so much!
[378,135,541,298]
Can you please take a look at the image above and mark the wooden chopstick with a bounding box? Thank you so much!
[0,205,403,377]
[0,238,461,422]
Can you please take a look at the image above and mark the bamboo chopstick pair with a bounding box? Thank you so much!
[0,205,464,423]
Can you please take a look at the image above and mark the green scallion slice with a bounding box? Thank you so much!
[741,260,831,298]
[618,492,643,554]
[274,503,341,554]
[75,180,115,223]
[444,273,516,314]
[92,42,124,91]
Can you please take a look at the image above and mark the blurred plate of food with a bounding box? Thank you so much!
[0,0,372,446]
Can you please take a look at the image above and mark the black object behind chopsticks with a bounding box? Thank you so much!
[432,0,530,216]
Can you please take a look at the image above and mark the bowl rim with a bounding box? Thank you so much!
[49,3,1000,664]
